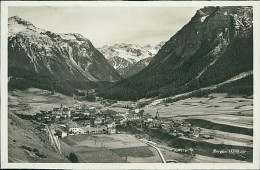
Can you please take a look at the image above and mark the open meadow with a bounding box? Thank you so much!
[61,133,161,163]
[144,93,253,128]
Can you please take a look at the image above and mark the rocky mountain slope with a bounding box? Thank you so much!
[99,6,253,100]
[98,42,164,76]
[124,57,153,78]
[8,16,121,94]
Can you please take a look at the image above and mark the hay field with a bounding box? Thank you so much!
[62,133,160,163]
[143,93,253,129]
[68,134,147,149]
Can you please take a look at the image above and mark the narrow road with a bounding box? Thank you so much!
[46,125,61,154]
[147,143,167,163]
[138,139,166,163]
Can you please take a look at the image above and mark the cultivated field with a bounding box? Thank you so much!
[141,93,253,162]
[144,93,253,129]
[61,133,161,163]
[73,134,147,148]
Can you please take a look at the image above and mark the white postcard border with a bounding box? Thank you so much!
[1,1,260,169]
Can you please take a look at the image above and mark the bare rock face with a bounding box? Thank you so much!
[8,16,121,87]
[151,6,252,66]
[100,6,253,100]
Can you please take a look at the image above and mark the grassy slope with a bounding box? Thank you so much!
[8,112,69,163]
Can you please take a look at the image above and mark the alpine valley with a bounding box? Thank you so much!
[7,6,254,164]
[99,6,253,101]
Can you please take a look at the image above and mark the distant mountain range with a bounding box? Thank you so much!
[8,16,121,95]
[8,6,253,100]
[99,6,253,100]
[98,42,164,77]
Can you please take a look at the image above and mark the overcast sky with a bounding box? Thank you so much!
[9,6,201,47]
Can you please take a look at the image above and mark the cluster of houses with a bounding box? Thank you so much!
[128,114,214,140]
[172,148,195,155]
[24,98,214,143]
[53,121,117,138]
[31,102,147,138]
[74,89,96,98]
[33,104,120,137]
[33,104,78,124]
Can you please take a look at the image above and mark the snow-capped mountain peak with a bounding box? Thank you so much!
[98,42,165,76]
[99,42,165,62]
[8,16,121,87]
[8,16,45,37]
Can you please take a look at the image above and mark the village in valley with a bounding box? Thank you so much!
[27,100,205,140]
[13,88,215,159]
[28,99,208,141]
[5,5,255,165]
[9,87,253,163]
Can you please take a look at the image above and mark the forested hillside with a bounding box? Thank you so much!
[98,6,253,100]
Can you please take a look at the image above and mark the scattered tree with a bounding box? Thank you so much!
[68,152,79,163]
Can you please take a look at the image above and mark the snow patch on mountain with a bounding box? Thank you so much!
[98,42,165,75]
[8,15,121,83]
[99,42,165,63]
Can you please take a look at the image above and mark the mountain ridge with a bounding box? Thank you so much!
[8,16,121,95]
[98,42,164,76]
[99,6,253,100]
